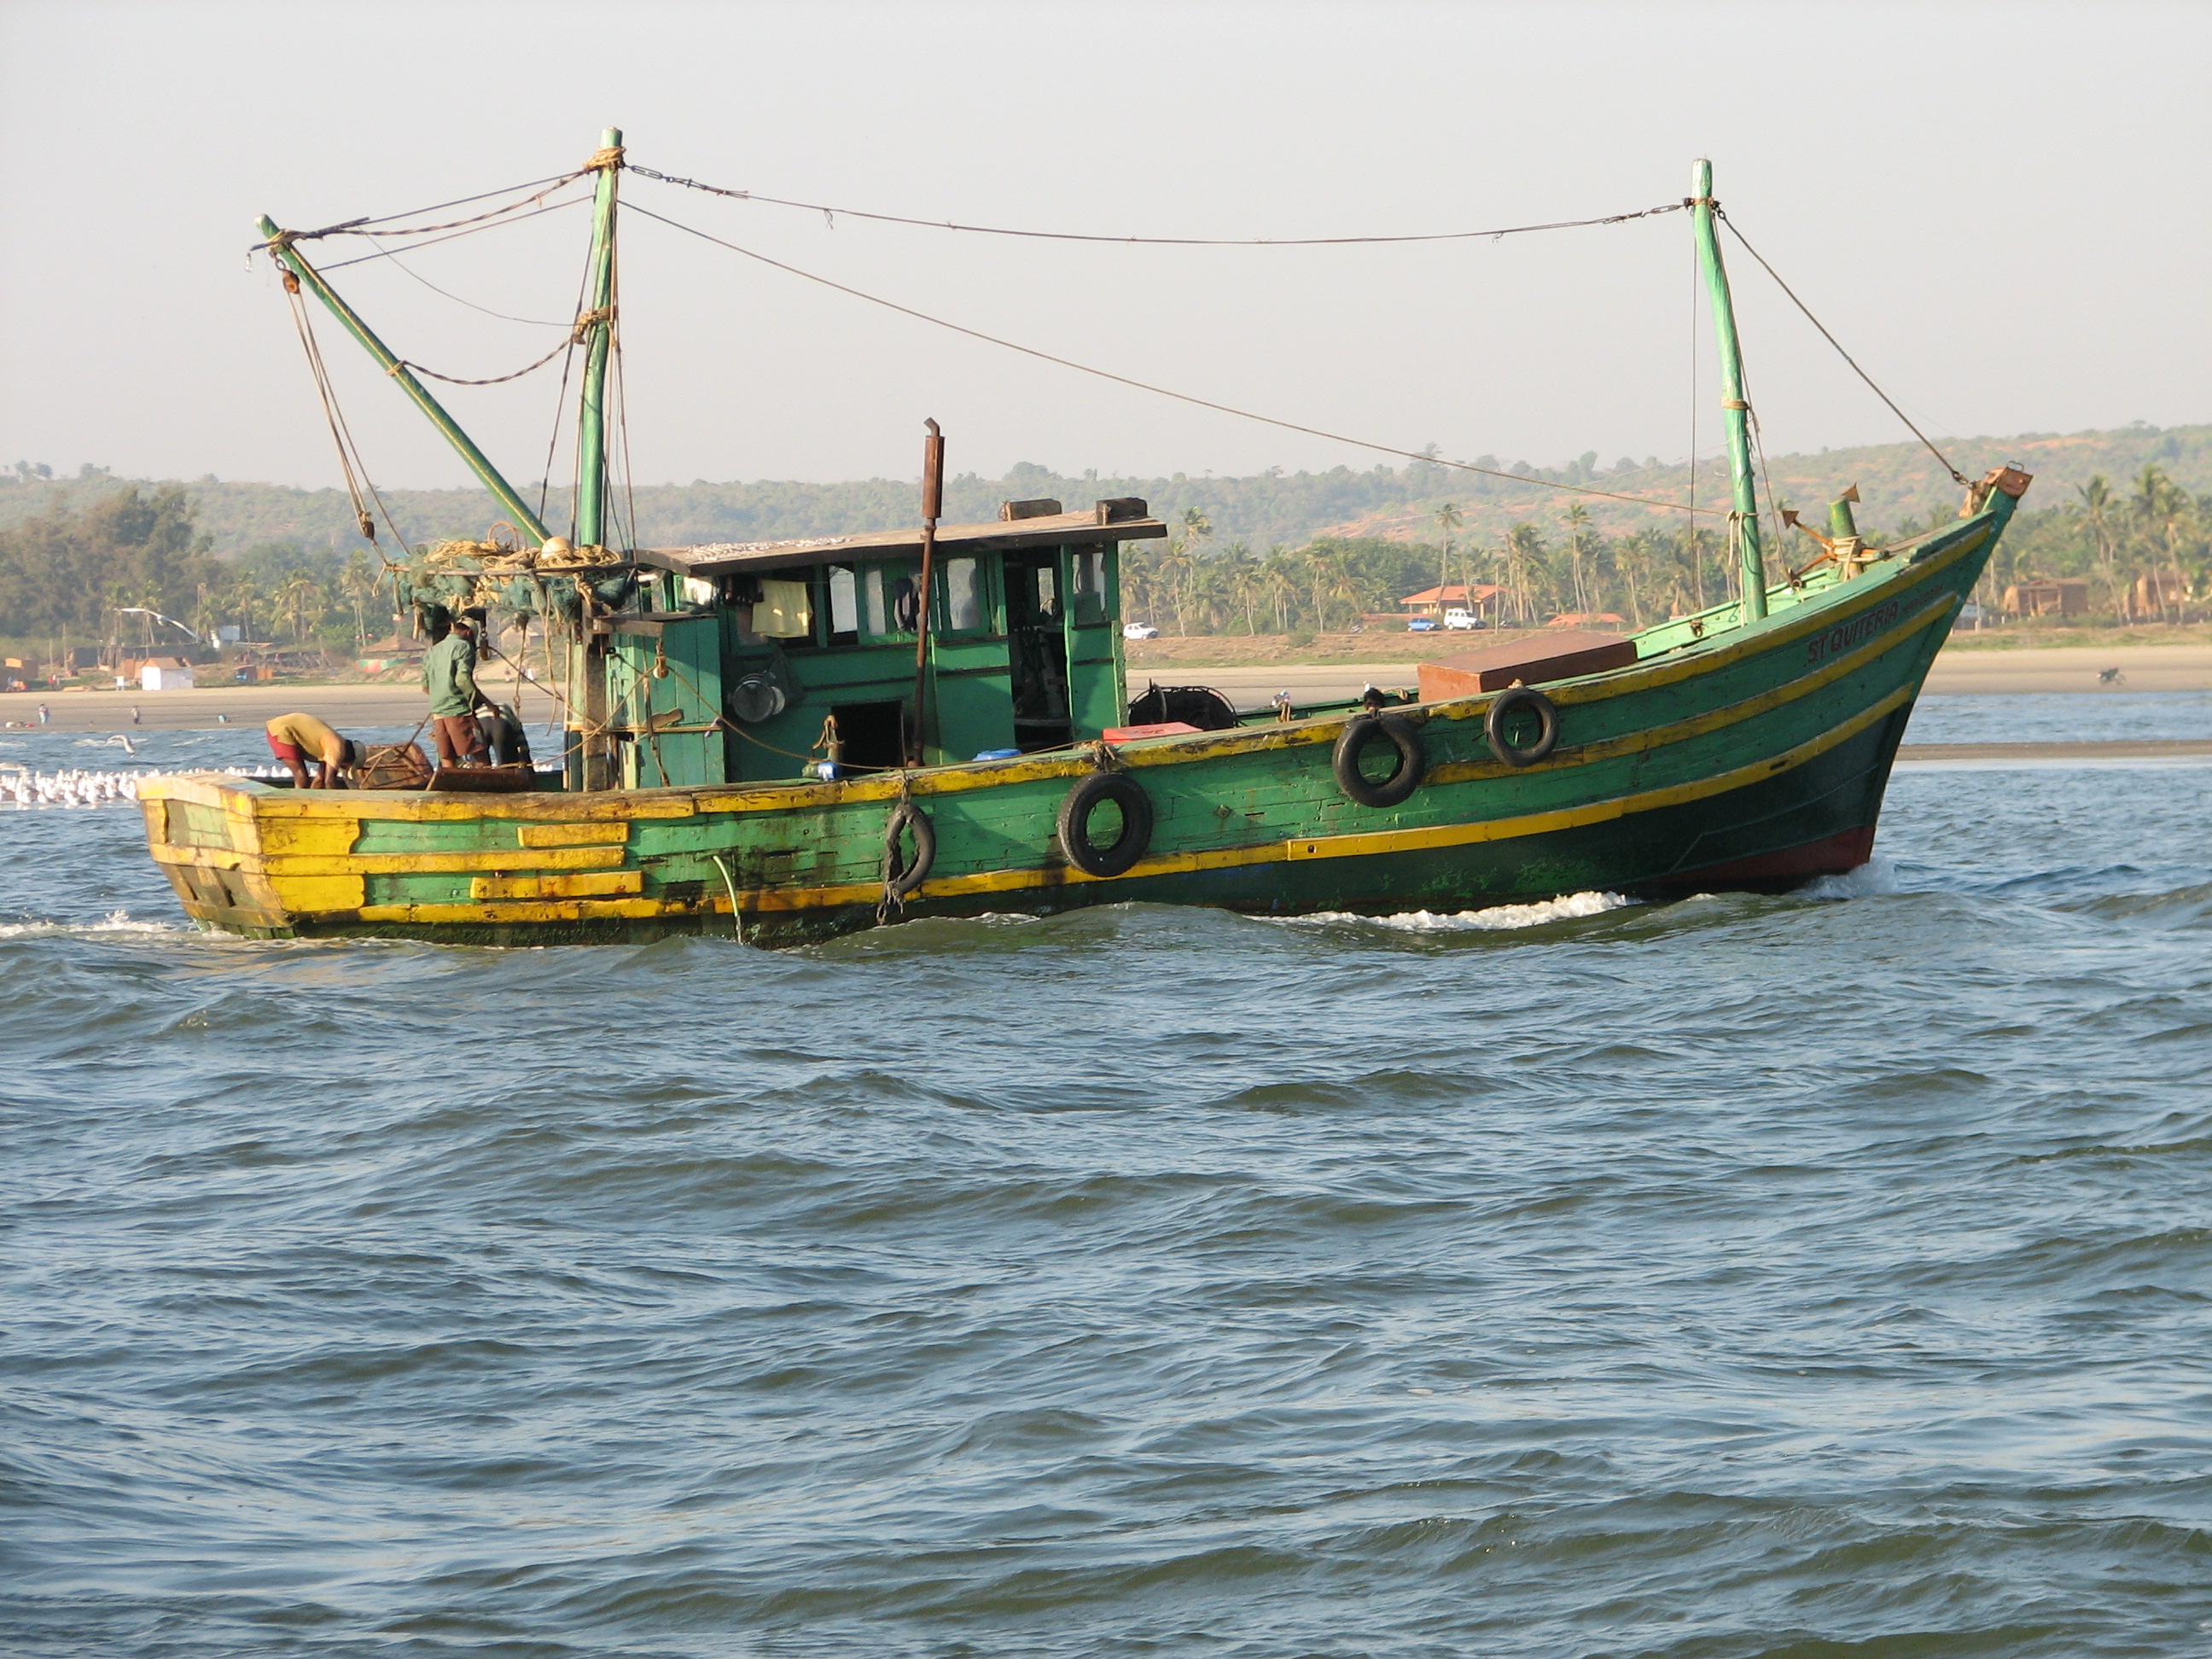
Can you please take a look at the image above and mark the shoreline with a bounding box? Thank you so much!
[3,643,2207,736]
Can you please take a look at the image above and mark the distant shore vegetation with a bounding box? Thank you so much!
[1,422,2206,648]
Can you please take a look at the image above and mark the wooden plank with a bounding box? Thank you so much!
[264,846,627,876]
[517,822,631,847]
[471,870,644,899]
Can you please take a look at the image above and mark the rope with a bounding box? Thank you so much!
[626,201,1722,518]
[389,304,617,387]
[629,164,1687,247]
[358,243,569,326]
[279,275,413,563]
[282,172,591,244]
[318,198,591,272]
[537,236,599,525]
[303,172,581,234]
[1718,213,1969,487]
[393,338,573,387]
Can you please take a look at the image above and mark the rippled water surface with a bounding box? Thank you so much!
[5,701,2211,1657]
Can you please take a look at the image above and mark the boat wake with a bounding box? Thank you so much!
[0,909,189,940]
[1289,890,1635,933]
[1798,855,1901,899]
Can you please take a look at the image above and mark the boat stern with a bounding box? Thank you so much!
[139,774,301,936]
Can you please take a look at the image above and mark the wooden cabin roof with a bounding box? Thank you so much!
[635,503,1167,577]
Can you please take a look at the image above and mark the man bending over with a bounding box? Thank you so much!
[265,712,357,788]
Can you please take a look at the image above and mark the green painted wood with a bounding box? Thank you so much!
[335,498,2006,947]
[574,127,623,551]
[1690,159,1766,623]
[256,217,550,544]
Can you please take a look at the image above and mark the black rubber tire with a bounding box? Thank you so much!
[1057,771,1154,877]
[882,801,935,898]
[1332,713,1425,807]
[1486,686,1560,766]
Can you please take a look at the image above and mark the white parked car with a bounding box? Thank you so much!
[1122,623,1160,640]
[1442,608,1483,630]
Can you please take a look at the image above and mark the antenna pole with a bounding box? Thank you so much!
[1690,159,1767,623]
[574,127,625,550]
[908,419,946,765]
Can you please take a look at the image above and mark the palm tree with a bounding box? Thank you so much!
[1156,538,1193,636]
[280,570,323,644]
[341,551,379,647]
[1262,549,1300,633]
[1433,502,1464,602]
[1562,503,1592,614]
[1506,523,1549,625]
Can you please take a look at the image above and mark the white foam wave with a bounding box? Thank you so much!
[0,909,189,940]
[1798,856,1901,900]
[1291,891,1636,933]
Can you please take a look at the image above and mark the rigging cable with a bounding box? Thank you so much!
[320,197,592,272]
[624,201,1721,517]
[627,164,1687,247]
[537,237,598,526]
[358,243,569,327]
[274,172,591,246]
[1717,212,1969,487]
[277,272,413,564]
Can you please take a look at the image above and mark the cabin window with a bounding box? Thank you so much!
[940,556,987,633]
[756,576,814,640]
[863,563,920,637]
[1071,544,1110,626]
[827,564,859,646]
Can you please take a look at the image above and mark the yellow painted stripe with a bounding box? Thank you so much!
[148,843,248,871]
[258,818,362,856]
[356,897,678,925]
[254,794,696,824]
[471,870,644,899]
[517,822,631,847]
[264,845,627,876]
[272,874,369,912]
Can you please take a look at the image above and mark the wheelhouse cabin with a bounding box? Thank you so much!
[595,497,1167,789]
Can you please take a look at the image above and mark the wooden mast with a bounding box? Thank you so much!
[1689,159,1767,624]
[570,128,625,792]
[573,128,623,551]
[256,218,552,545]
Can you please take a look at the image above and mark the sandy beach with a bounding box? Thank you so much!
[5,642,2208,736]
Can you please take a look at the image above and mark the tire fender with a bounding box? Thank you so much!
[1057,771,1154,877]
[882,800,935,898]
[1331,713,1425,807]
[1485,687,1560,767]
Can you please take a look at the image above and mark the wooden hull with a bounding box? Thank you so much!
[140,506,2009,948]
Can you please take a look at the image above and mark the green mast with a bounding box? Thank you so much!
[574,128,623,550]
[1689,159,1767,623]
[254,217,551,546]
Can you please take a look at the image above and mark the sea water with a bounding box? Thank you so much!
[3,700,2210,1656]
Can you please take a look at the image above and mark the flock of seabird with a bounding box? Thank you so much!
[0,764,278,809]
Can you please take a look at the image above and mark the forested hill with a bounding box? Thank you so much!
[4,422,2207,557]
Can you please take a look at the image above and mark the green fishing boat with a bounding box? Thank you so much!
[141,137,2031,946]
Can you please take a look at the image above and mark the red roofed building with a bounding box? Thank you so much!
[1401,583,1502,619]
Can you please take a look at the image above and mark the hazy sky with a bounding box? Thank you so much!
[2,0,2205,494]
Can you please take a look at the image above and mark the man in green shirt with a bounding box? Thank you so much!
[422,608,492,768]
